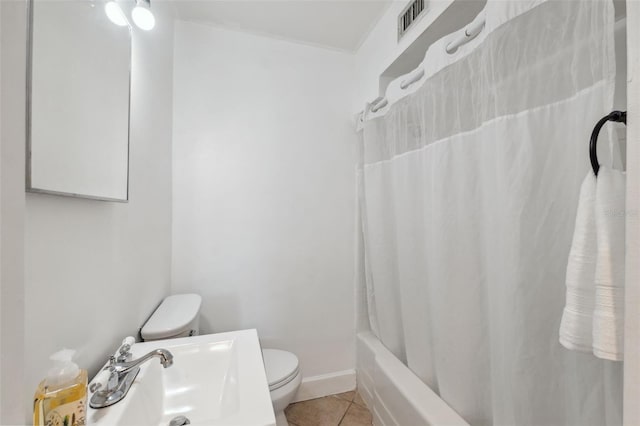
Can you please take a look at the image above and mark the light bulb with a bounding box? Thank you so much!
[132,0,155,31]
[104,1,128,26]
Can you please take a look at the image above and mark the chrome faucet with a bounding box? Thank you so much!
[89,338,174,409]
[113,348,174,375]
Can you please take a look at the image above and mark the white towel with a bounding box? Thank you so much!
[559,173,597,352]
[593,166,626,361]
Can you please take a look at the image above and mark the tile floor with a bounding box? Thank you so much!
[285,391,372,426]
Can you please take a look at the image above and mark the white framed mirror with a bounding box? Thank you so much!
[27,0,131,201]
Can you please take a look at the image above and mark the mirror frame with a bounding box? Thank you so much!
[25,0,133,202]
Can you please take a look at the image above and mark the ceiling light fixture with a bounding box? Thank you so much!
[105,0,155,31]
[131,0,155,31]
[104,1,129,27]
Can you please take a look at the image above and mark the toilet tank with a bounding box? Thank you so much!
[141,294,202,341]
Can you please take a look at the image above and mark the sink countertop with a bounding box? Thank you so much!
[86,329,276,426]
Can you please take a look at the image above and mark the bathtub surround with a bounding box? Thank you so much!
[357,1,623,424]
[356,332,467,425]
[171,21,358,399]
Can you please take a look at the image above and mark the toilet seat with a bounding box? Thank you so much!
[262,349,300,391]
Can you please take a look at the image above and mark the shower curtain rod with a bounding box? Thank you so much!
[367,17,486,116]
[445,17,485,54]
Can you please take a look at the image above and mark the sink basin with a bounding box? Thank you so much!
[86,329,276,426]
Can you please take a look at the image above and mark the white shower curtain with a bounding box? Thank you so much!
[359,1,623,425]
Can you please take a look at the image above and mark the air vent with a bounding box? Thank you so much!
[398,0,427,41]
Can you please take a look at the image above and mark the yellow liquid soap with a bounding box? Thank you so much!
[33,358,87,426]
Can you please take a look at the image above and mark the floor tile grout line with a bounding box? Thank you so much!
[286,392,371,426]
[337,401,353,426]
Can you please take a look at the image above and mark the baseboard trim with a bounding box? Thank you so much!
[293,369,356,402]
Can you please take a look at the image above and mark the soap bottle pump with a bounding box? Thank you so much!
[33,349,88,426]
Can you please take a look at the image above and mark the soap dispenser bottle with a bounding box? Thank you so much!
[33,349,88,426]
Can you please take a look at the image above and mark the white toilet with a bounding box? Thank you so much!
[141,294,302,426]
[261,348,302,426]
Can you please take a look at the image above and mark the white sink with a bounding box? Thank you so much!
[87,329,276,426]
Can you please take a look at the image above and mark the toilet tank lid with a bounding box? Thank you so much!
[141,294,202,340]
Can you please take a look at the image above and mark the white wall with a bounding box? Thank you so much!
[23,4,175,421]
[0,1,26,422]
[172,21,358,388]
[624,2,640,424]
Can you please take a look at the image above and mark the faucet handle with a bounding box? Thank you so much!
[120,336,135,353]
[121,336,135,347]
[116,336,135,362]
[89,369,112,393]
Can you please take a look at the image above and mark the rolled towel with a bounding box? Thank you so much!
[560,173,597,352]
[593,166,625,361]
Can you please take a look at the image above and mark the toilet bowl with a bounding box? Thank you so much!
[262,349,302,426]
[141,294,302,425]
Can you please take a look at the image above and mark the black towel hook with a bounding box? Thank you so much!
[590,110,627,176]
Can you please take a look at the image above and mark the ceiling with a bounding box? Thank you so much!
[171,0,393,52]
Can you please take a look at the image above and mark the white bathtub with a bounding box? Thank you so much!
[357,332,469,426]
